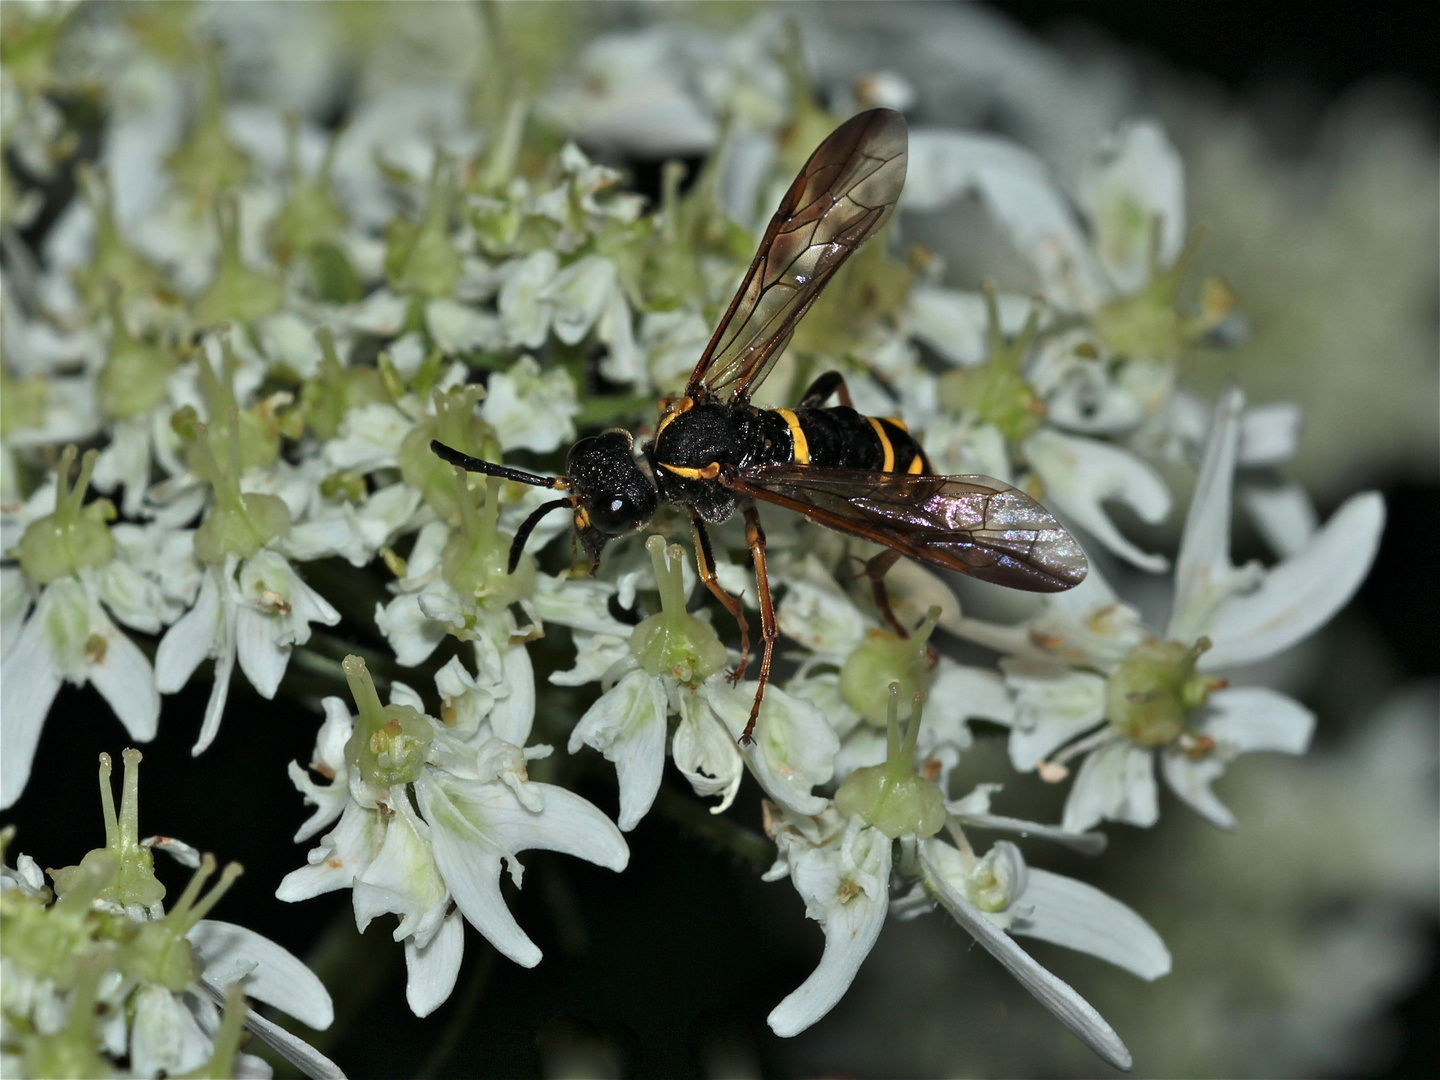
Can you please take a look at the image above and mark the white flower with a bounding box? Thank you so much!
[1,454,179,809]
[279,657,627,1013]
[479,355,579,454]
[763,797,1155,1071]
[156,551,340,755]
[963,387,1384,830]
[1,578,159,809]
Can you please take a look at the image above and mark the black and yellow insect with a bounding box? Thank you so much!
[433,108,1088,741]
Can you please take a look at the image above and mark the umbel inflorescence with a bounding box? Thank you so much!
[1,5,1385,1076]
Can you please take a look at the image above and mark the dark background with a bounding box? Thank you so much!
[4,2,1435,1078]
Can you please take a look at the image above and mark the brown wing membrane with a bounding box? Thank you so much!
[686,108,908,404]
[724,466,1088,592]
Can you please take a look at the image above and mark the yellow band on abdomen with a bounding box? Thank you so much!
[777,408,810,465]
[867,416,896,472]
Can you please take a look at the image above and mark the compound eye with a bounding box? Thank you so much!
[590,493,637,535]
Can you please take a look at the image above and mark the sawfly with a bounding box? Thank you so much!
[434,107,1088,742]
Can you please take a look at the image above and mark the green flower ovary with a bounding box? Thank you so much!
[123,854,243,991]
[440,474,536,610]
[189,418,291,565]
[386,156,462,300]
[937,287,1045,444]
[399,386,499,518]
[835,684,946,839]
[342,655,435,788]
[629,536,727,686]
[839,607,941,726]
[49,749,165,910]
[16,447,116,584]
[98,287,177,418]
[1104,636,1222,746]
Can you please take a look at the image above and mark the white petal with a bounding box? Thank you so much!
[416,771,628,967]
[498,250,558,349]
[0,605,63,809]
[189,919,335,1030]
[88,616,160,741]
[672,692,744,812]
[235,606,290,700]
[920,841,1133,1071]
[1063,739,1157,832]
[1168,386,1248,642]
[192,631,236,756]
[1158,749,1234,829]
[480,355,579,454]
[277,802,383,903]
[426,298,502,353]
[351,809,447,941]
[1202,492,1385,669]
[1025,428,1170,571]
[1077,121,1184,295]
[568,668,669,831]
[1239,402,1302,467]
[1001,660,1106,772]
[705,680,836,816]
[1201,686,1315,754]
[1010,868,1171,979]
[374,593,450,668]
[155,569,224,693]
[1239,482,1318,560]
[541,254,617,345]
[768,826,892,1038]
[775,575,865,661]
[131,984,211,1077]
[404,910,465,1018]
[903,129,1108,311]
[197,981,347,1080]
[951,809,1108,856]
[907,286,1032,367]
[489,644,536,747]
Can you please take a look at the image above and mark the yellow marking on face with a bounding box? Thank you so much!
[777,408,810,465]
[907,453,926,475]
[885,416,909,433]
[574,507,591,529]
[867,416,895,472]
[655,395,693,437]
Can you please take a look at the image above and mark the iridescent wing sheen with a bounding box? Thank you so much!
[725,466,1088,592]
[685,108,908,404]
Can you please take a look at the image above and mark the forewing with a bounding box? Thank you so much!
[730,467,1088,592]
[686,108,908,403]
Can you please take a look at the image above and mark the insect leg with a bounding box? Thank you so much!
[859,548,907,636]
[797,370,854,409]
[690,513,751,681]
[739,503,777,745]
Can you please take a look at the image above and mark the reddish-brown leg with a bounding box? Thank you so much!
[861,548,906,637]
[691,513,750,681]
[739,504,778,745]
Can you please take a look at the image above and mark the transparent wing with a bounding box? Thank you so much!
[686,108,908,403]
[727,466,1088,592]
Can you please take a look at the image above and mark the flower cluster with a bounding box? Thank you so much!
[0,4,1389,1074]
[1,749,337,1078]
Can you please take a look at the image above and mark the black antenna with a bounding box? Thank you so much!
[430,440,568,490]
[508,498,572,573]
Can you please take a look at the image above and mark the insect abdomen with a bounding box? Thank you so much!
[784,406,931,474]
